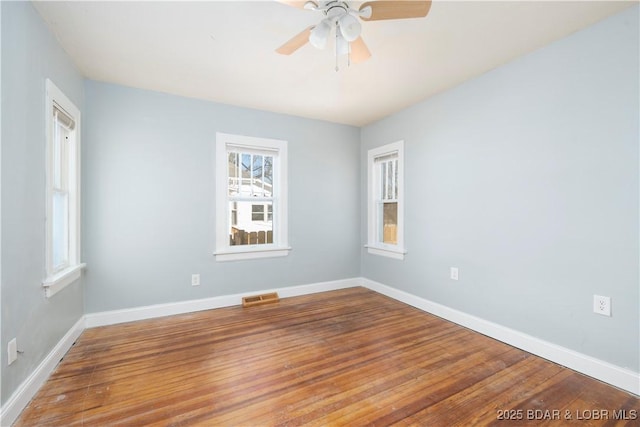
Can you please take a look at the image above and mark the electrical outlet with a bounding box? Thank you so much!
[8,338,17,365]
[593,295,611,317]
[191,274,200,287]
[450,267,459,281]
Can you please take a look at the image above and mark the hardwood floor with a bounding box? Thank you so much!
[15,287,640,426]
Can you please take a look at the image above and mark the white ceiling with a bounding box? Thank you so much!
[33,1,635,126]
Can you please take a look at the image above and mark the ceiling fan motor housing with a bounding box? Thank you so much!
[310,1,362,48]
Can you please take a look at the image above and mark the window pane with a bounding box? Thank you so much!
[264,156,273,190]
[387,160,393,200]
[228,152,239,195]
[52,190,69,269]
[228,152,238,178]
[252,155,265,197]
[240,153,252,196]
[252,155,262,180]
[229,201,273,246]
[380,202,397,245]
[53,123,70,190]
[394,159,398,200]
[54,123,62,188]
[381,162,387,200]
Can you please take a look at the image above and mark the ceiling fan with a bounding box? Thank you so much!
[276,1,432,68]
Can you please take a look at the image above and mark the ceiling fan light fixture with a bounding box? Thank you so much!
[357,5,372,20]
[309,18,331,49]
[338,13,361,42]
[303,1,318,11]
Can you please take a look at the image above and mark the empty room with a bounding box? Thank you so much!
[1,0,639,425]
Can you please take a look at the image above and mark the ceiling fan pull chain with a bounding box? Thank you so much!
[335,26,339,72]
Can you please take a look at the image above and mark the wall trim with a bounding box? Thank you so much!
[0,317,85,427]
[85,277,360,328]
[360,277,640,396]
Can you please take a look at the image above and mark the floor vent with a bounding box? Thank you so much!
[242,292,280,308]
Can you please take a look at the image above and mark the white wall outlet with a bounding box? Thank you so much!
[8,338,18,365]
[593,295,611,316]
[450,267,459,281]
[191,274,200,286]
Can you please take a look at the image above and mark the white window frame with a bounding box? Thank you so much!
[366,140,407,260]
[215,133,290,261]
[43,79,85,297]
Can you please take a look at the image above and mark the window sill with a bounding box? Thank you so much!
[42,263,86,298]
[214,246,292,262]
[365,245,407,260]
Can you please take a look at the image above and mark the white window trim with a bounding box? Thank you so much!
[214,132,290,261]
[43,79,85,297]
[366,140,407,260]
[42,263,85,298]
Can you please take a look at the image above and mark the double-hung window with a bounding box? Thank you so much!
[215,133,290,261]
[366,141,406,260]
[43,79,84,297]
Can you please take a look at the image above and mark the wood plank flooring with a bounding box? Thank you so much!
[15,287,640,426]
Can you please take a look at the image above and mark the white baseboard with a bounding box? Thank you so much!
[0,317,85,427]
[85,277,360,328]
[360,278,640,396]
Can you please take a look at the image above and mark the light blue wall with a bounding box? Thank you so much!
[1,1,85,404]
[361,6,639,372]
[82,81,361,312]
[1,0,637,409]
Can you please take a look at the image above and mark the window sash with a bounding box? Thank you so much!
[230,201,274,246]
[228,151,274,198]
[376,155,398,202]
[53,120,70,191]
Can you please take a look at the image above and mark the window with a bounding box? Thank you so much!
[43,80,85,297]
[252,204,265,221]
[251,204,272,222]
[366,141,406,260]
[231,202,238,226]
[215,133,290,261]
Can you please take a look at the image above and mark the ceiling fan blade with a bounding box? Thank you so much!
[360,1,432,21]
[276,26,313,55]
[351,36,371,64]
